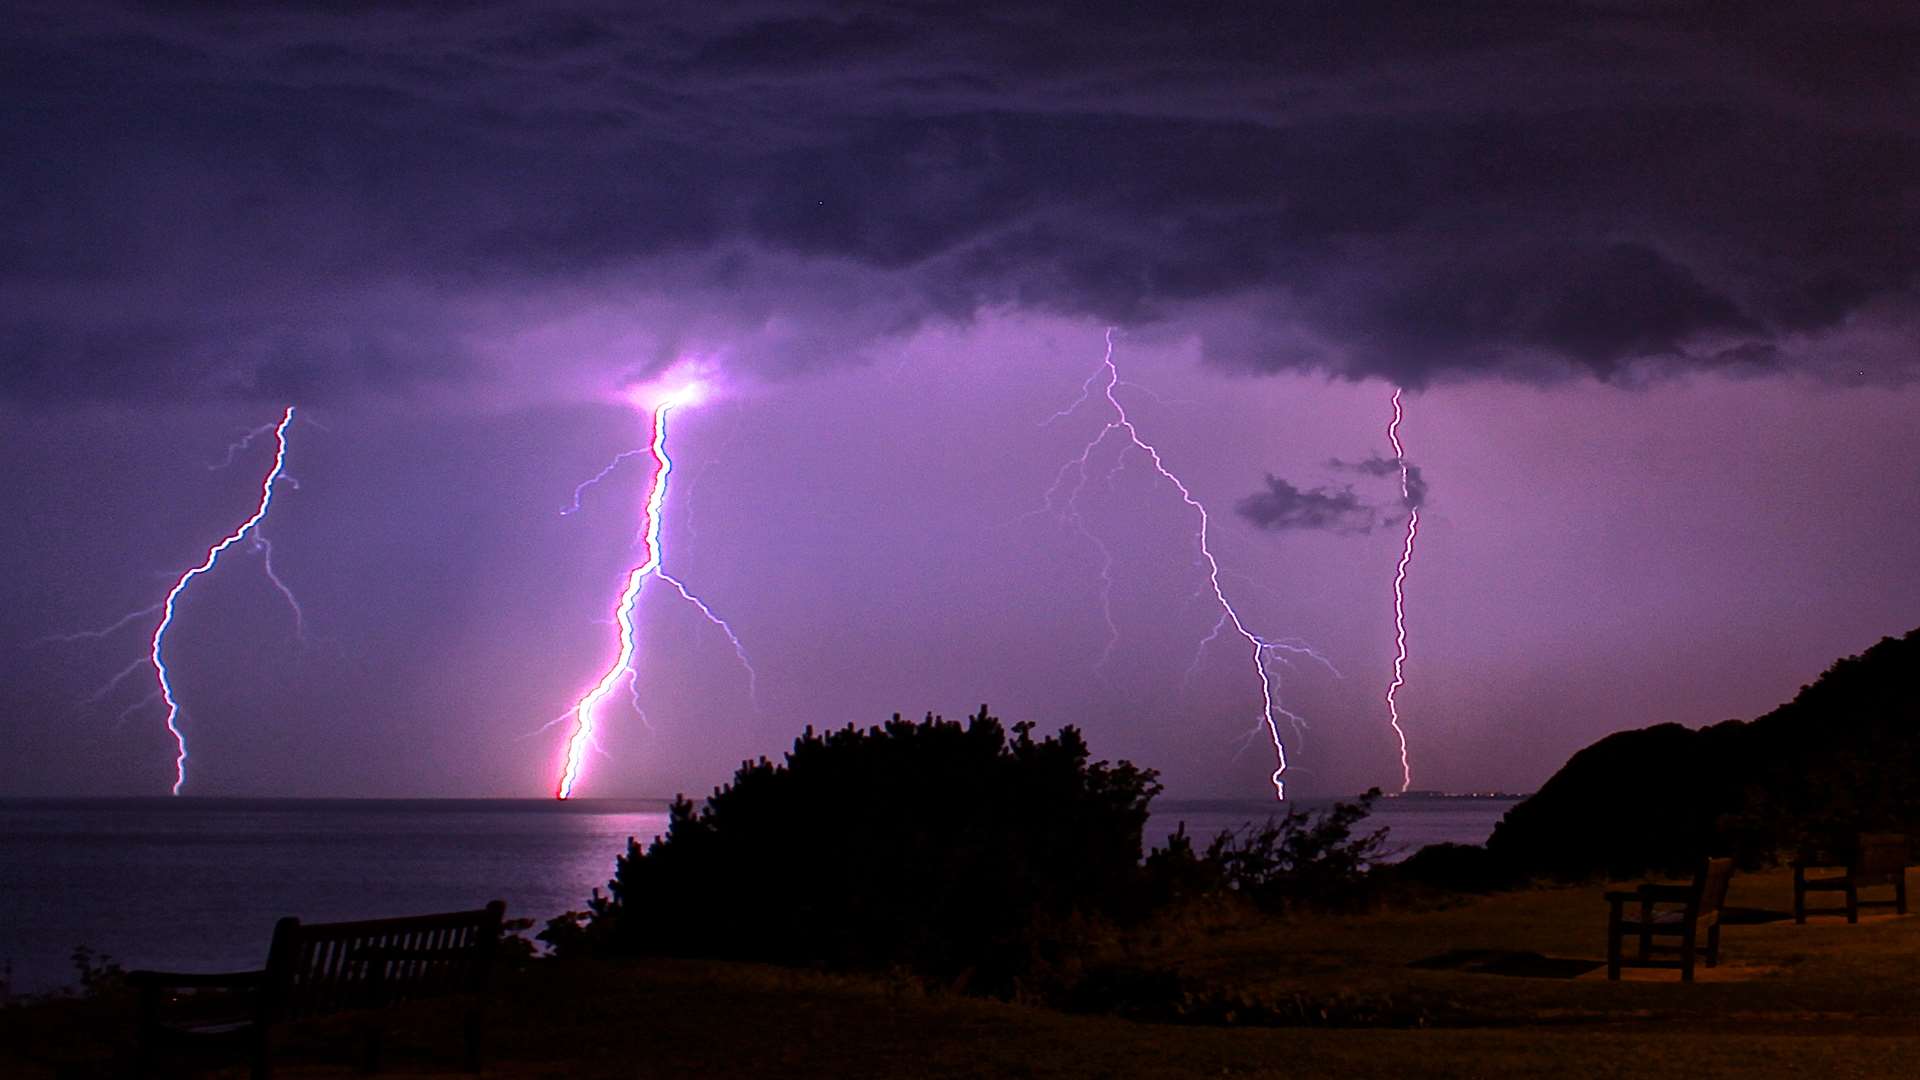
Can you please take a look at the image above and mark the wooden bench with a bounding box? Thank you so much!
[1794,833,1910,924]
[1605,857,1734,982]
[127,900,505,1079]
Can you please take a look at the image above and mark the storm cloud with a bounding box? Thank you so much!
[5,1,1917,404]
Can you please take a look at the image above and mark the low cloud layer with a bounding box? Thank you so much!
[5,2,1917,405]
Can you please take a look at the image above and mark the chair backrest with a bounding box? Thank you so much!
[1855,833,1909,877]
[261,902,505,1022]
[1692,857,1735,917]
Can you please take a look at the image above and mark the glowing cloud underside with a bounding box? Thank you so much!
[555,392,753,799]
[1384,388,1419,793]
[1046,330,1327,799]
[153,406,299,795]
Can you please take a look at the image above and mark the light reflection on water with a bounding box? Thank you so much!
[0,794,1513,995]
[0,798,670,996]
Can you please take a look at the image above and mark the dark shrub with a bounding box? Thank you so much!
[1148,790,1389,914]
[545,706,1160,989]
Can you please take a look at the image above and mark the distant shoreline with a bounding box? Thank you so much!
[0,792,1527,807]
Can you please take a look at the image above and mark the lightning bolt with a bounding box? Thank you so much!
[560,448,649,517]
[1384,388,1419,793]
[1043,330,1327,799]
[151,406,301,795]
[555,390,753,799]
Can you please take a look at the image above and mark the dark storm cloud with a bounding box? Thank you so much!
[4,1,1917,403]
[1235,477,1375,534]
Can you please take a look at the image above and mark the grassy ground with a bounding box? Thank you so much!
[7,867,1918,1078]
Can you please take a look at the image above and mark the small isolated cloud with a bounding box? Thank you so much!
[1235,476,1375,534]
[1329,455,1428,510]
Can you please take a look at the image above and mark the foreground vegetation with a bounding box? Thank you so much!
[9,866,1920,1078]
[11,628,1916,1075]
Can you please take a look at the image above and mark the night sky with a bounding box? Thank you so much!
[4,3,1916,800]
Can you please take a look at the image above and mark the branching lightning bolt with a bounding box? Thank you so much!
[1384,388,1419,793]
[556,393,753,799]
[1043,330,1327,798]
[152,406,300,794]
[560,448,649,517]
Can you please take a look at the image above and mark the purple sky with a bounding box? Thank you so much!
[3,3,1916,799]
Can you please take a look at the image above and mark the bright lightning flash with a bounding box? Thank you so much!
[153,406,300,794]
[1045,330,1326,799]
[555,381,752,799]
[1384,388,1420,793]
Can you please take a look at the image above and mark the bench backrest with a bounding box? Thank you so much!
[1693,857,1735,919]
[261,901,505,1021]
[1855,833,1909,879]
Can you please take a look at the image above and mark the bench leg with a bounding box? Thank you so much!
[361,1021,385,1074]
[1706,922,1721,968]
[251,1028,274,1080]
[1793,869,1807,924]
[1846,881,1859,924]
[1680,927,1697,983]
[1606,902,1622,980]
[1898,875,1909,916]
[464,1005,484,1073]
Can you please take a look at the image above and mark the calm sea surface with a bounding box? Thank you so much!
[0,795,1515,995]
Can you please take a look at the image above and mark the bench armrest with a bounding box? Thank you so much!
[126,969,267,990]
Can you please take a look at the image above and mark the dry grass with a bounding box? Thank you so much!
[7,867,1918,1078]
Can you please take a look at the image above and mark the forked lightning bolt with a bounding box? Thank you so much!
[150,406,301,794]
[1384,388,1419,793]
[555,388,753,799]
[1044,330,1326,798]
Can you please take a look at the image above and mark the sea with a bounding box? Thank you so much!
[0,793,1517,997]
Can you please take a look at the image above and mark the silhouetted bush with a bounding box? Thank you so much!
[1170,789,1390,914]
[544,707,1160,990]
[66,947,124,1000]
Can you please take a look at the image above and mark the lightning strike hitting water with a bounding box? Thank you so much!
[555,387,754,799]
[1384,389,1420,793]
[152,406,300,795]
[1044,330,1327,798]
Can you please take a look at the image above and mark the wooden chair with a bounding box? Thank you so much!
[128,900,505,1079]
[1794,833,1910,924]
[1605,857,1735,982]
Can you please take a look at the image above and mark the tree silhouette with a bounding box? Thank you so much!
[545,706,1161,988]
